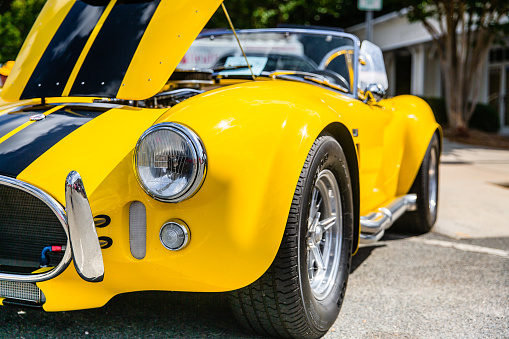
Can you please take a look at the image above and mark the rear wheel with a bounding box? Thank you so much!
[228,134,354,338]
[394,133,440,234]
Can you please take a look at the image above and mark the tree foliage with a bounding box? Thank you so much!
[0,0,45,63]
[402,0,509,132]
[208,0,368,30]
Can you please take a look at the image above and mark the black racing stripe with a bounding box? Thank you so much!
[20,1,106,99]
[0,107,108,178]
[0,106,59,139]
[69,0,160,97]
[0,112,33,139]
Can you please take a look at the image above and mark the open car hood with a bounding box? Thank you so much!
[1,0,222,102]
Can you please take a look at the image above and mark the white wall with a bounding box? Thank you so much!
[424,45,442,98]
[348,11,435,51]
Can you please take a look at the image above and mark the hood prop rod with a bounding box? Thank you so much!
[221,3,256,81]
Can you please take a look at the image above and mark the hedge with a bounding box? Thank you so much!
[421,97,500,133]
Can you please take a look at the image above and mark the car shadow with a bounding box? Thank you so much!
[350,245,383,273]
[0,290,262,338]
[350,231,420,274]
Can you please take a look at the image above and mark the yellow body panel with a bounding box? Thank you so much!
[0,80,439,311]
[117,0,223,99]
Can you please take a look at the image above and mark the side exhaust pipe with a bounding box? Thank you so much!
[360,194,417,244]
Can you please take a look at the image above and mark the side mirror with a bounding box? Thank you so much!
[358,41,388,103]
[362,83,386,104]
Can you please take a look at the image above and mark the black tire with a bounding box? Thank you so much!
[393,133,440,234]
[228,134,354,338]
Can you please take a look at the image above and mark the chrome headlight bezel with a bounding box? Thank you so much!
[134,122,207,203]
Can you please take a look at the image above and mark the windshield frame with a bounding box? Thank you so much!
[195,28,361,100]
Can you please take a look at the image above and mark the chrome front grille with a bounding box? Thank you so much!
[0,280,44,303]
[0,177,70,280]
[0,184,67,269]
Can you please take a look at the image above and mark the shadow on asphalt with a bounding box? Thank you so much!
[350,231,423,274]
[1,291,260,338]
[351,245,383,273]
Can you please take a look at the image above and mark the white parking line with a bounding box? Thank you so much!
[408,238,509,259]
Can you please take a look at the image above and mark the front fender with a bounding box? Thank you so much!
[147,80,357,291]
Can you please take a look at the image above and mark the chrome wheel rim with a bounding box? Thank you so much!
[428,148,438,219]
[306,169,342,300]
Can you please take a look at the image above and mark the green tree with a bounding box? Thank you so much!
[403,0,509,133]
[1,1,12,15]
[0,0,45,63]
[208,0,366,30]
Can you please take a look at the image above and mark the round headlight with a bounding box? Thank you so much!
[134,123,207,202]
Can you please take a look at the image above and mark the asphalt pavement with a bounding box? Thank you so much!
[1,139,508,338]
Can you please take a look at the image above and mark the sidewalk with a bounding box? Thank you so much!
[434,139,509,238]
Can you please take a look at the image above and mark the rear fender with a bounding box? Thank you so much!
[393,95,442,195]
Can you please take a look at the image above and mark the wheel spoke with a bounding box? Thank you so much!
[308,189,318,226]
[319,215,336,230]
[308,211,321,232]
[316,196,322,213]
[308,189,322,230]
[311,245,325,270]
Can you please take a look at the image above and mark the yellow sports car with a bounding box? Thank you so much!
[0,0,440,338]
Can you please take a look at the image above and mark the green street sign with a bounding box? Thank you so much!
[358,0,383,11]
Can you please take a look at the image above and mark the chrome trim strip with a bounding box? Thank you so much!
[0,175,72,282]
[65,171,104,282]
[60,102,121,109]
[134,122,207,203]
[359,194,417,244]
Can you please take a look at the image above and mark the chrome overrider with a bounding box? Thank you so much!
[65,171,104,282]
[0,171,104,283]
[359,194,417,244]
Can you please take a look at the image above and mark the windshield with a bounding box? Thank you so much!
[178,30,357,94]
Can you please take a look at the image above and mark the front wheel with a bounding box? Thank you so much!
[228,134,354,338]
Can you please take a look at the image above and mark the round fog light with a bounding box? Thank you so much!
[160,220,190,251]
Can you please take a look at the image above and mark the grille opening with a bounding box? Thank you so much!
[0,184,67,274]
[129,201,147,259]
[0,280,44,303]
